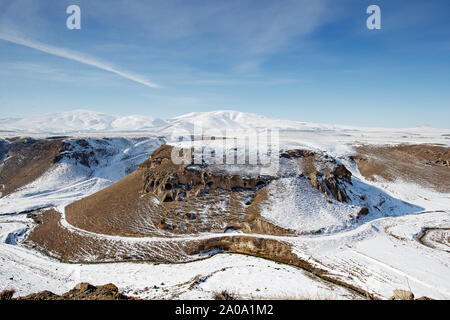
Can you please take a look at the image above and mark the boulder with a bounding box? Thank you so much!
[0,289,15,300]
[415,296,433,300]
[75,282,96,292]
[356,207,369,219]
[390,289,414,300]
[101,283,119,293]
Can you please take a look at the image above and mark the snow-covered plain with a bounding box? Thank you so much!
[0,110,449,300]
[1,109,449,147]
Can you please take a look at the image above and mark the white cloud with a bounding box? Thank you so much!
[0,32,162,89]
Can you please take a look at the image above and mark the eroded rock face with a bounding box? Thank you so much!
[0,138,8,162]
[280,149,316,159]
[306,165,352,203]
[282,149,352,203]
[140,145,353,204]
[54,139,102,168]
[140,145,272,203]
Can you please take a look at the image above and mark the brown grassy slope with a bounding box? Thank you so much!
[65,171,154,237]
[0,138,63,198]
[353,144,450,193]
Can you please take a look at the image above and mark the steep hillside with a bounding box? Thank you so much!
[352,144,450,193]
[0,136,165,214]
[0,137,64,198]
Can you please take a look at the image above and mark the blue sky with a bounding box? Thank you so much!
[0,0,449,128]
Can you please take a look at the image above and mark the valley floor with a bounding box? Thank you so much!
[1,207,448,300]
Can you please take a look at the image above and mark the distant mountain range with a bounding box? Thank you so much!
[1,109,445,135]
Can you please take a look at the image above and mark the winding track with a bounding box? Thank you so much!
[416,227,450,253]
[2,209,449,299]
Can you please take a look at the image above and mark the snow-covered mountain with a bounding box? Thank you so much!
[1,109,322,134]
[166,110,309,132]
[0,110,168,134]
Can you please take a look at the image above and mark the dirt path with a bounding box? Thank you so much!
[416,227,450,253]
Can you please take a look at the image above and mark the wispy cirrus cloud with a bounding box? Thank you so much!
[87,0,329,69]
[0,32,162,89]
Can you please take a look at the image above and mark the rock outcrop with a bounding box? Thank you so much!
[282,148,352,203]
[140,145,271,203]
[8,283,133,300]
[390,289,414,300]
[54,139,98,168]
